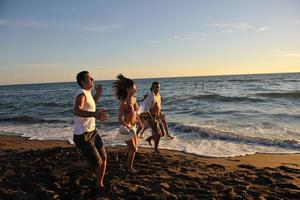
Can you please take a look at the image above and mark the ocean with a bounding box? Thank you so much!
[1,73,300,157]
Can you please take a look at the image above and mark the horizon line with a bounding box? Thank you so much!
[1,71,299,87]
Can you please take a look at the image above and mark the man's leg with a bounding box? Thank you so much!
[143,118,154,146]
[94,133,107,188]
[153,133,161,153]
[136,117,144,136]
[137,123,149,139]
[160,113,174,138]
[74,131,108,189]
[145,118,161,147]
[95,155,106,188]
[145,135,153,147]
[137,113,149,138]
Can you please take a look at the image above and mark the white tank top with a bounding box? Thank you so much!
[74,89,96,135]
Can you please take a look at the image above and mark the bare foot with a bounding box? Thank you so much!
[128,168,138,173]
[167,135,174,139]
[146,138,152,147]
[155,149,160,154]
[97,181,105,189]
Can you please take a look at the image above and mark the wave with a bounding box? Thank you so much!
[0,116,67,124]
[102,121,120,127]
[0,102,73,112]
[164,94,264,106]
[0,103,15,109]
[272,113,300,120]
[255,91,300,99]
[190,94,264,103]
[31,102,72,108]
[285,79,300,82]
[191,111,300,119]
[227,78,263,83]
[168,122,300,150]
[191,110,239,116]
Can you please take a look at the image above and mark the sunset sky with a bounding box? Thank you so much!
[0,0,300,85]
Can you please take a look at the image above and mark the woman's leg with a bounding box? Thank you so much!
[126,138,137,172]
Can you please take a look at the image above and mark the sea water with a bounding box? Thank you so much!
[1,73,300,157]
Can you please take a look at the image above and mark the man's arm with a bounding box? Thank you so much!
[74,93,108,121]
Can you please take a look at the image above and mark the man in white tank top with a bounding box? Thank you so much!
[73,71,109,189]
[137,82,174,151]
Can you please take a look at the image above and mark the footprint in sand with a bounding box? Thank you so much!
[279,165,300,174]
[274,183,299,190]
[281,162,299,167]
[238,164,257,170]
[207,164,226,171]
[271,172,293,180]
[227,159,240,162]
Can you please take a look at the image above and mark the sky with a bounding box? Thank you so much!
[0,0,300,85]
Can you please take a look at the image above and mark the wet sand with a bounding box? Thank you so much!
[1,135,300,199]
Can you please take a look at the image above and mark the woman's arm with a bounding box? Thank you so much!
[118,102,131,129]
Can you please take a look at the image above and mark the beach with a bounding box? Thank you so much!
[1,135,300,199]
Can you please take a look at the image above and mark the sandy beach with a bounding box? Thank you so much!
[1,135,300,200]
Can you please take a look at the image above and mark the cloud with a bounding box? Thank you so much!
[273,51,300,57]
[80,24,122,32]
[173,33,206,41]
[0,19,122,33]
[256,26,270,32]
[207,22,253,32]
[207,22,271,33]
[0,19,52,29]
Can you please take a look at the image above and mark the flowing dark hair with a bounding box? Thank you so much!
[112,74,134,100]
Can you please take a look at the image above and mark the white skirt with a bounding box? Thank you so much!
[117,125,136,142]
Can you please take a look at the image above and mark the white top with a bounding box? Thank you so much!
[138,92,161,114]
[74,89,96,135]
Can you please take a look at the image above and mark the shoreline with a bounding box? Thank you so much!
[1,134,300,169]
[1,135,300,199]
[1,132,299,158]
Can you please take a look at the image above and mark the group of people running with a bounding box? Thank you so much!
[73,71,173,188]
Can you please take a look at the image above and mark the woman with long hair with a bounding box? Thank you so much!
[112,74,143,173]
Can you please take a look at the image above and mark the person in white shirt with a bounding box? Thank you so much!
[73,71,109,189]
[138,82,173,152]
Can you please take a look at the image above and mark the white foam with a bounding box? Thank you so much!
[0,123,299,157]
[0,123,73,142]
[135,130,299,157]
